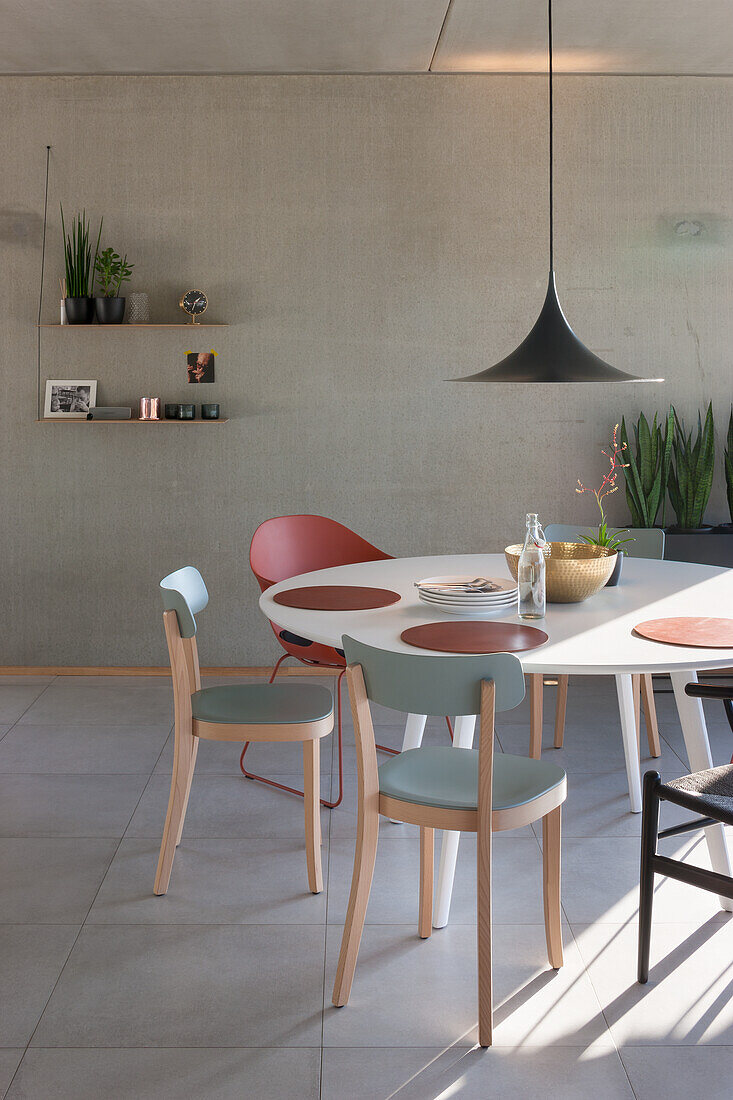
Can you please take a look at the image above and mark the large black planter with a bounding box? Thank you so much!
[663,526,733,569]
[64,297,95,324]
[94,296,126,324]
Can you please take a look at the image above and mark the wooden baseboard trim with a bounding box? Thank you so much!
[0,665,331,678]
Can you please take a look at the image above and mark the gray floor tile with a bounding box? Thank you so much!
[0,1051,23,1099]
[0,677,55,685]
[126,774,330,839]
[0,839,117,923]
[33,925,325,1048]
[88,838,327,924]
[0,775,148,838]
[572,919,733,1045]
[561,833,731,925]
[323,923,612,1048]
[18,678,173,727]
[327,835,545,926]
[154,729,334,776]
[321,1045,634,1100]
[0,724,171,774]
[0,683,52,724]
[6,1048,321,1100]
[620,1045,733,1100]
[656,691,733,769]
[0,925,78,1047]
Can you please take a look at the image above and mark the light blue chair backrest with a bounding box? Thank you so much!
[160,566,209,638]
[341,635,525,717]
[544,524,664,560]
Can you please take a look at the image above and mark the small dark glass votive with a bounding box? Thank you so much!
[178,403,195,420]
[164,403,179,420]
[201,403,220,420]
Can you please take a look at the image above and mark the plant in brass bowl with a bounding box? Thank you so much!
[504,542,617,603]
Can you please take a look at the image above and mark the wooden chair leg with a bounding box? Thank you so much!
[419,827,433,939]
[542,805,563,969]
[332,798,379,1007]
[529,674,543,759]
[303,739,323,894]
[640,674,661,758]
[175,738,199,847]
[553,675,568,749]
[154,720,197,896]
[477,820,493,1047]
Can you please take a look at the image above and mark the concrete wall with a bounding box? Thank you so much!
[2,75,731,666]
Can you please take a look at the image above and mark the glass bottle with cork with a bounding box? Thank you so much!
[518,513,547,619]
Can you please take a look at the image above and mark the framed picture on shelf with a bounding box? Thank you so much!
[44,379,97,419]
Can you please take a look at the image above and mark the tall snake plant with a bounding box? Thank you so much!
[620,409,674,528]
[668,402,715,530]
[60,206,102,298]
[725,407,733,524]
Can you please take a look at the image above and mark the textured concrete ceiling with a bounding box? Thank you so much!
[1,0,730,75]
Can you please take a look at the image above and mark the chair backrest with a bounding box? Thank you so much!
[544,524,664,560]
[160,566,209,637]
[342,636,525,717]
[249,514,392,591]
[160,566,208,704]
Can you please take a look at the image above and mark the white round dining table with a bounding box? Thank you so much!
[260,554,733,926]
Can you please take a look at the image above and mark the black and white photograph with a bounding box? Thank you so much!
[44,379,97,418]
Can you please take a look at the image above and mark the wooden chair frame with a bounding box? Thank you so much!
[332,664,566,1048]
[155,609,333,897]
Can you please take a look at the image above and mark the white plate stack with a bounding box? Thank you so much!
[415,576,519,618]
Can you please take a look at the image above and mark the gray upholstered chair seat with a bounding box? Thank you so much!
[192,682,333,726]
[378,745,566,812]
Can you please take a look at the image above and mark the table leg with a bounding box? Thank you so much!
[434,714,477,928]
[615,674,643,813]
[388,714,428,823]
[671,670,733,912]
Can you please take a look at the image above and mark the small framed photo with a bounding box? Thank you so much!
[187,352,215,384]
[44,380,97,419]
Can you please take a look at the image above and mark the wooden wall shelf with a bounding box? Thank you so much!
[39,323,229,329]
[37,418,229,424]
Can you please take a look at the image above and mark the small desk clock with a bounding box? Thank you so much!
[179,289,208,323]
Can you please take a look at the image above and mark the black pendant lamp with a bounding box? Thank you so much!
[452,0,662,384]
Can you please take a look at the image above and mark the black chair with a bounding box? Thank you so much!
[638,680,733,984]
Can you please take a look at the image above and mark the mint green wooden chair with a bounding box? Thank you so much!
[543,525,665,757]
[156,567,334,896]
[331,636,567,1048]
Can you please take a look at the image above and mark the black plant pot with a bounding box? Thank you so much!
[64,297,95,324]
[95,296,126,324]
[663,526,733,569]
[605,551,623,587]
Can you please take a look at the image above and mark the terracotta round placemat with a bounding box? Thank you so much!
[633,617,733,648]
[401,621,548,654]
[273,585,401,611]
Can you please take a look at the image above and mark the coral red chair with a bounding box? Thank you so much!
[241,515,396,808]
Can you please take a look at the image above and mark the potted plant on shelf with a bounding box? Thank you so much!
[94,247,134,323]
[575,424,634,585]
[60,206,102,324]
[620,408,674,530]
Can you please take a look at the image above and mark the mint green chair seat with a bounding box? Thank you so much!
[544,523,664,559]
[192,682,333,726]
[379,744,566,813]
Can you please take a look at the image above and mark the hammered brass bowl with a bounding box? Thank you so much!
[504,542,617,603]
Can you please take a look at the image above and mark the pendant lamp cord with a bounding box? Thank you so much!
[548,0,554,271]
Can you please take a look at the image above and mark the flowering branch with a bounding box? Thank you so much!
[575,425,633,551]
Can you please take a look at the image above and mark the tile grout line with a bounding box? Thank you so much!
[2,719,174,1097]
[0,676,59,745]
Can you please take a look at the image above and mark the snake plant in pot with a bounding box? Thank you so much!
[620,408,674,529]
[667,403,715,532]
[61,206,102,324]
[94,247,134,323]
[720,406,733,533]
